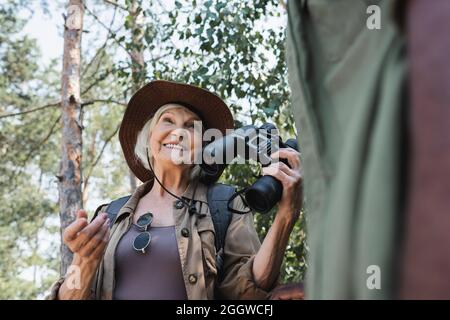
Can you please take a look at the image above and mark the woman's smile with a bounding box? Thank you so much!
[149,107,202,166]
[162,142,184,151]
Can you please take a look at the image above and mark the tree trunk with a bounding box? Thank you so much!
[129,0,145,88]
[128,0,145,192]
[58,0,84,277]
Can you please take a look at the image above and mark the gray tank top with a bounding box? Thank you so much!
[113,224,188,300]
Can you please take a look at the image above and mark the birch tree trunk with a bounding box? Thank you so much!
[58,0,84,276]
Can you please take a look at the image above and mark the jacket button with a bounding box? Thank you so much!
[188,274,197,284]
[174,199,184,209]
[181,228,190,238]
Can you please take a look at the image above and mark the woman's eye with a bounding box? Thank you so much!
[163,117,174,124]
[186,122,195,129]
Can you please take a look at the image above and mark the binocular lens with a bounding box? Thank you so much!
[244,175,283,214]
[245,189,270,213]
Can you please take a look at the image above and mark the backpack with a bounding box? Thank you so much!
[93,183,237,280]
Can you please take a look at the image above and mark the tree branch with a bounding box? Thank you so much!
[22,114,61,167]
[82,122,121,198]
[5,112,61,192]
[103,0,127,11]
[84,5,128,53]
[81,99,127,107]
[81,6,120,78]
[155,0,170,15]
[0,99,126,119]
[81,70,112,96]
[0,102,60,119]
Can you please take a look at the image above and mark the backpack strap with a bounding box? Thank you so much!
[92,195,131,227]
[207,183,236,281]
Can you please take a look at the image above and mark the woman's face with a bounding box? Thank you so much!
[149,105,202,170]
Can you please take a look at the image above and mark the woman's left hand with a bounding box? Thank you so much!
[252,147,303,290]
[261,147,303,221]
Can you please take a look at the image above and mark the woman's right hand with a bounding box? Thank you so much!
[57,210,110,300]
[63,209,110,265]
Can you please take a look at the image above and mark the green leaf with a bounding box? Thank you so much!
[198,66,208,74]
[235,87,246,98]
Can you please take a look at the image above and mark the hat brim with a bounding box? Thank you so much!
[119,80,234,183]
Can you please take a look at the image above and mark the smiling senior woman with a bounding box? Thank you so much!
[47,80,303,300]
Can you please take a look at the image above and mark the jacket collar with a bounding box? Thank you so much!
[114,177,209,221]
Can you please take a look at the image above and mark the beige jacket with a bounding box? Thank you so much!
[47,179,274,300]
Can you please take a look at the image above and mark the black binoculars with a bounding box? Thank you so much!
[200,123,298,214]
